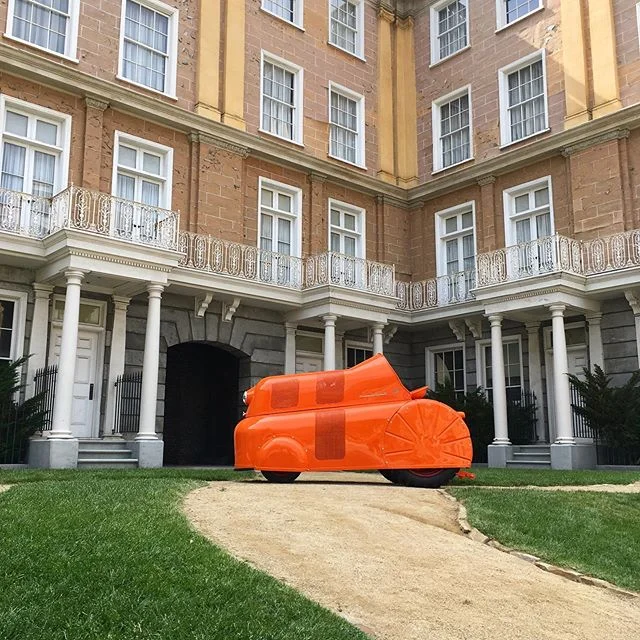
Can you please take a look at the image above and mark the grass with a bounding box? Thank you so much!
[0,475,367,640]
[449,487,640,592]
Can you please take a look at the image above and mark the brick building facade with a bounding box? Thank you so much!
[1,0,639,469]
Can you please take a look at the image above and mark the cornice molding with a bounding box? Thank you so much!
[85,96,109,111]
[189,131,250,158]
[561,128,630,157]
[477,175,496,187]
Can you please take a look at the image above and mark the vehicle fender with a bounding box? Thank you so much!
[255,435,308,471]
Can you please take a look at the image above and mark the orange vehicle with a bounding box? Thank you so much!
[235,355,472,488]
[235,354,472,488]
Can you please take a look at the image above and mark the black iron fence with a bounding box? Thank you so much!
[570,381,594,439]
[507,389,538,445]
[0,403,26,464]
[114,371,142,434]
[34,365,57,431]
[596,441,640,466]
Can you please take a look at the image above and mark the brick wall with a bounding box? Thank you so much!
[614,0,640,108]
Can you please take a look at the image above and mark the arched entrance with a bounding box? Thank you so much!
[163,342,243,466]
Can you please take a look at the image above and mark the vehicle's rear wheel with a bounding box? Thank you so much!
[378,469,401,483]
[391,468,458,488]
[261,471,301,483]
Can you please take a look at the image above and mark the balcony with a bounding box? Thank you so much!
[396,270,476,311]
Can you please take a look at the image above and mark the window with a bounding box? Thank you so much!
[112,132,173,241]
[427,346,465,394]
[432,87,472,171]
[329,200,364,258]
[496,0,542,29]
[504,177,554,275]
[430,0,469,64]
[118,0,178,96]
[6,0,80,59]
[435,203,476,304]
[260,53,303,145]
[261,0,303,27]
[0,290,28,362]
[499,52,548,146]
[329,84,365,166]
[329,0,363,58]
[481,339,523,403]
[0,97,70,235]
[346,344,372,367]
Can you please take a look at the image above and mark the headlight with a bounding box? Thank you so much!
[242,391,248,405]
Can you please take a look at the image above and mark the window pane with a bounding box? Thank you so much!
[461,212,472,229]
[119,145,137,168]
[263,0,295,23]
[343,213,356,230]
[514,193,529,213]
[278,193,292,213]
[35,120,58,145]
[142,152,161,175]
[344,235,356,256]
[5,112,28,137]
[1,143,27,192]
[534,187,549,207]
[437,1,467,60]
[0,301,15,329]
[261,188,273,208]
[330,232,340,252]
[13,0,69,54]
[331,209,340,226]
[141,180,160,206]
[445,216,457,234]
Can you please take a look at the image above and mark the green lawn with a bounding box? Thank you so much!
[450,467,640,486]
[450,487,640,592]
[0,473,367,640]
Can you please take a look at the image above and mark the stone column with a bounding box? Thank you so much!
[525,322,545,442]
[376,7,395,184]
[195,0,222,121]
[284,322,297,374]
[50,270,84,439]
[488,315,509,446]
[561,0,589,128]
[104,296,130,436]
[335,331,345,370]
[372,323,385,355]
[323,315,337,371]
[222,0,246,130]
[586,312,604,371]
[26,283,53,399]
[550,305,574,444]
[82,97,108,190]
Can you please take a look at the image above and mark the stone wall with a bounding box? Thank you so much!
[602,296,639,384]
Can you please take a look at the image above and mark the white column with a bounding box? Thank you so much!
[26,283,53,398]
[104,296,130,435]
[323,314,337,371]
[525,322,545,442]
[372,322,385,355]
[335,331,345,369]
[284,322,297,374]
[137,284,164,440]
[49,270,84,439]
[625,291,640,368]
[489,314,510,445]
[550,304,575,444]
[586,312,604,371]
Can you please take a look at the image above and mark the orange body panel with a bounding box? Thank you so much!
[234,354,473,473]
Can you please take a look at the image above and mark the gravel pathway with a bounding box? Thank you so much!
[184,472,640,640]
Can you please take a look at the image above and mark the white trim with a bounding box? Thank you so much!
[0,94,72,194]
[498,49,549,147]
[112,131,174,210]
[344,340,373,367]
[502,175,554,247]
[328,81,366,168]
[259,50,304,146]
[117,0,179,98]
[495,0,543,31]
[476,334,523,393]
[434,200,476,278]
[261,0,305,30]
[257,176,303,258]
[431,84,473,172]
[425,342,467,392]
[327,198,366,259]
[328,0,365,60]
[430,0,470,66]
[5,0,80,61]
[0,289,28,363]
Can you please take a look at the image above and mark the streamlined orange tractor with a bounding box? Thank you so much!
[235,354,472,488]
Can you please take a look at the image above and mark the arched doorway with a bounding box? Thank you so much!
[163,342,243,466]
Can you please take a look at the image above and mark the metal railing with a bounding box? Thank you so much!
[114,371,142,434]
[34,365,57,431]
[570,381,594,439]
[581,230,640,275]
[0,187,52,238]
[396,270,476,311]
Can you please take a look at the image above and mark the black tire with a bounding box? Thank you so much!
[392,468,459,489]
[378,469,402,484]
[261,471,301,483]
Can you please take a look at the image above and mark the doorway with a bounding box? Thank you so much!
[163,342,241,466]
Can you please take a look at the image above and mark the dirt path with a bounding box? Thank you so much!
[0,485,10,494]
[184,473,640,640]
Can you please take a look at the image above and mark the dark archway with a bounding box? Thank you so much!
[163,342,242,466]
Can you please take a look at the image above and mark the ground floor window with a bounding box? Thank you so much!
[0,290,27,362]
[429,346,465,394]
[346,344,372,367]
[481,338,523,402]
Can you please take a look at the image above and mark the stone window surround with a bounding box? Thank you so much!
[431,84,473,173]
[257,176,303,258]
[328,81,366,168]
[434,200,476,279]
[328,197,366,259]
[425,342,467,393]
[429,0,470,67]
[0,288,28,362]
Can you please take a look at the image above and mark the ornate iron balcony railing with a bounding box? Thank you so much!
[0,187,52,238]
[396,270,476,311]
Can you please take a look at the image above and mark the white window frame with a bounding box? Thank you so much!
[0,289,28,362]
[496,0,543,31]
[261,0,304,29]
[476,335,524,400]
[430,0,470,66]
[503,176,554,247]
[0,94,72,196]
[432,85,473,173]
[434,201,476,278]
[498,50,549,147]
[257,177,303,258]
[425,343,467,393]
[259,51,304,146]
[111,131,173,210]
[328,198,365,259]
[328,0,365,60]
[345,340,373,368]
[328,82,365,168]
[116,0,179,98]
[5,0,80,61]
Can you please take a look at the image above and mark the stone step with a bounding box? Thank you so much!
[78,439,131,452]
[77,458,139,469]
[512,452,551,460]
[78,448,133,459]
[506,459,552,468]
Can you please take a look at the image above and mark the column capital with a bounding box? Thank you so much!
[525,321,541,333]
[378,7,395,24]
[112,295,131,312]
[625,290,640,316]
[477,175,496,186]
[371,322,386,331]
[322,314,338,325]
[548,304,566,316]
[33,282,54,299]
[146,283,164,298]
[285,322,298,332]
[85,96,109,111]
[64,269,86,285]
[586,312,603,324]
[487,314,503,326]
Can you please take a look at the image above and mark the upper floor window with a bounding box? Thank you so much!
[433,86,472,171]
[258,178,301,258]
[118,0,178,96]
[6,0,80,59]
[329,0,364,58]
[329,199,364,258]
[430,0,468,65]
[260,53,303,145]
[497,0,542,29]
[261,0,303,28]
[499,51,548,146]
[329,83,365,167]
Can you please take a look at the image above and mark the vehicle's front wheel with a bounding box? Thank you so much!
[261,471,301,483]
[378,469,401,483]
[390,468,458,488]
